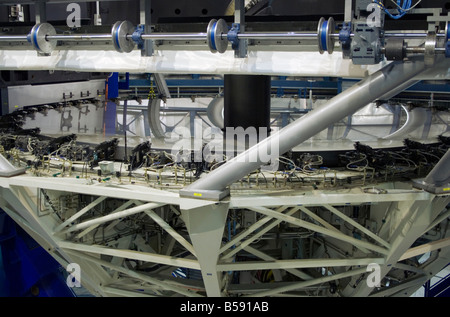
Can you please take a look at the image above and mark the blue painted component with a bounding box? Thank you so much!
[132,24,146,50]
[107,72,119,99]
[118,73,130,90]
[339,22,352,46]
[31,25,41,52]
[227,23,241,51]
[320,20,328,52]
[0,210,75,297]
[424,265,450,297]
[104,73,119,136]
[445,41,450,58]
[104,101,117,136]
[210,21,218,51]
[447,22,450,42]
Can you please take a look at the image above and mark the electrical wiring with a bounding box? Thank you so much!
[373,0,421,19]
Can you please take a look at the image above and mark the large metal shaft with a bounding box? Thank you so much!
[0,31,444,43]
[180,57,431,200]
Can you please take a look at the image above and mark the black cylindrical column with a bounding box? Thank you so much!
[224,75,271,151]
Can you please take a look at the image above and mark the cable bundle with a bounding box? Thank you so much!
[373,0,422,19]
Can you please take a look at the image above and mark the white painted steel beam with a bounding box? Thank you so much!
[144,209,197,257]
[249,206,390,255]
[64,249,203,297]
[217,257,385,272]
[243,245,313,281]
[246,267,369,297]
[323,204,391,249]
[230,190,433,208]
[220,206,290,254]
[58,202,165,234]
[59,240,201,270]
[53,196,107,233]
[180,201,229,297]
[74,200,136,239]
[221,206,299,260]
[399,237,450,261]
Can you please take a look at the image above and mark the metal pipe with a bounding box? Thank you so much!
[180,57,432,199]
[1,30,444,43]
[47,34,112,41]
[238,32,318,40]
[139,33,207,41]
[0,35,28,41]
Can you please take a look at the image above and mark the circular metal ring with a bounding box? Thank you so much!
[30,23,56,54]
[207,19,228,54]
[317,17,326,54]
[424,31,436,66]
[317,17,335,54]
[445,21,450,42]
[112,21,136,53]
[326,17,336,54]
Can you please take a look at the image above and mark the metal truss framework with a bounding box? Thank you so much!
[0,175,448,297]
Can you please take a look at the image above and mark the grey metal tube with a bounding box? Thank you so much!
[0,35,28,41]
[180,57,432,199]
[423,149,450,187]
[139,33,207,41]
[47,34,112,41]
[0,31,444,44]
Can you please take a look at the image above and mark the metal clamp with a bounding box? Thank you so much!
[318,17,336,54]
[227,23,241,51]
[207,19,229,54]
[132,24,146,49]
[339,22,352,46]
[111,21,136,53]
[28,23,57,54]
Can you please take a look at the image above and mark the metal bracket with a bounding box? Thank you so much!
[132,24,146,50]
[227,23,241,51]
[179,188,231,201]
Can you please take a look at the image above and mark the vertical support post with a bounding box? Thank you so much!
[180,200,229,297]
[140,0,153,57]
[344,0,353,22]
[234,0,247,58]
[35,0,47,24]
[104,73,119,136]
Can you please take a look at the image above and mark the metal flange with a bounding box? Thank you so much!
[445,21,450,42]
[29,23,57,54]
[424,31,437,66]
[112,21,136,53]
[207,19,229,54]
[318,17,336,54]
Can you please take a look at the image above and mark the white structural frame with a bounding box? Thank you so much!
[0,171,448,297]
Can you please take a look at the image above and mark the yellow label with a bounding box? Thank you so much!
[443,188,450,192]
[194,193,203,197]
